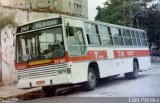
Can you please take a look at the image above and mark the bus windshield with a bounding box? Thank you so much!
[16,27,65,63]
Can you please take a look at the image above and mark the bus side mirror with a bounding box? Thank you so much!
[66,22,74,36]
[69,27,74,36]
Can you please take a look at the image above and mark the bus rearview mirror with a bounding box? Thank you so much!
[66,22,74,36]
[69,27,74,36]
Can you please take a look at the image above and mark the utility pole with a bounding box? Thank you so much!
[123,0,126,26]
[0,4,2,86]
[0,31,2,86]
[129,0,133,27]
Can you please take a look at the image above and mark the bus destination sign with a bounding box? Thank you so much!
[17,18,62,33]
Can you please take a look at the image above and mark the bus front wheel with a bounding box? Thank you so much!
[42,86,57,97]
[83,67,97,91]
[125,61,139,79]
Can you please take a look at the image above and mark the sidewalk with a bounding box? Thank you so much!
[0,84,42,98]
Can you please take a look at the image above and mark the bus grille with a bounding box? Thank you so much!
[18,63,67,79]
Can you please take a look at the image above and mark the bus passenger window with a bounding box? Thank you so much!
[84,23,101,46]
[140,32,148,46]
[98,25,113,46]
[123,29,133,46]
[131,31,137,46]
[135,31,141,46]
[111,27,124,46]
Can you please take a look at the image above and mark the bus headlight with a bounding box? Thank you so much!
[18,74,29,80]
[58,69,67,75]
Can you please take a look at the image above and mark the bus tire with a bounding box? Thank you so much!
[125,61,139,79]
[83,67,97,91]
[42,86,57,97]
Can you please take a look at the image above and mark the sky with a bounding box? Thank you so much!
[88,0,106,20]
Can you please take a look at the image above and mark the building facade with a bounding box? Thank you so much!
[9,0,88,18]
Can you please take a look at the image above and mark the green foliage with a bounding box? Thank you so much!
[95,0,152,26]
[0,9,17,30]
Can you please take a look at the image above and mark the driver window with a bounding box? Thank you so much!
[39,28,64,58]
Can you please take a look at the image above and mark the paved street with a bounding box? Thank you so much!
[21,62,160,103]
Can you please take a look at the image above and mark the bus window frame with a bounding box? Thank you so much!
[122,29,133,46]
[84,22,101,46]
[66,25,87,57]
[111,26,124,46]
[98,24,113,46]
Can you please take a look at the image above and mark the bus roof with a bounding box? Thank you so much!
[18,14,145,32]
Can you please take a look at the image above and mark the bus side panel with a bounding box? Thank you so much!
[98,58,133,78]
[118,58,133,74]
[97,59,118,78]
[71,62,89,84]
[138,56,151,71]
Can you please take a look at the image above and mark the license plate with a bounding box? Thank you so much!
[36,80,45,85]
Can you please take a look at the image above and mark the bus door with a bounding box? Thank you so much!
[64,18,87,56]
[64,18,88,83]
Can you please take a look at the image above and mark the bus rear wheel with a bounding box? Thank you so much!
[42,86,57,97]
[83,67,97,91]
[125,61,139,79]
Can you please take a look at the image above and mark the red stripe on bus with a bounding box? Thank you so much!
[113,50,150,58]
[68,50,108,62]
[15,50,108,70]
[15,50,150,70]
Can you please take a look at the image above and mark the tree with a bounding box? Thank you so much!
[95,0,153,26]
[0,10,17,30]
[133,7,160,46]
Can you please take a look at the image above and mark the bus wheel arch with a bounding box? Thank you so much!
[82,61,100,91]
[133,58,139,70]
[125,58,139,79]
[88,61,100,79]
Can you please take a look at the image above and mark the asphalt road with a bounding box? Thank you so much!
[21,62,160,103]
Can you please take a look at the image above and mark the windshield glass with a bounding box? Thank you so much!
[16,27,65,63]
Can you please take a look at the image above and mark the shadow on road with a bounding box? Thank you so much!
[19,71,153,101]
[54,73,151,96]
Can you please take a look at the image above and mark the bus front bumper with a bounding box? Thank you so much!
[17,75,72,89]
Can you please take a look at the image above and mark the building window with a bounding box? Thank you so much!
[74,3,76,8]
[26,3,32,9]
[79,5,82,8]
[53,0,57,6]
[69,1,71,7]
[14,4,18,7]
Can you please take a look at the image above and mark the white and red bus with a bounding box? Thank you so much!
[15,15,151,95]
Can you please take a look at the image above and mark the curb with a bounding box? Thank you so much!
[0,88,43,102]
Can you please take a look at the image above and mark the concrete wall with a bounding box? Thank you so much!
[9,0,88,18]
[0,6,59,85]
